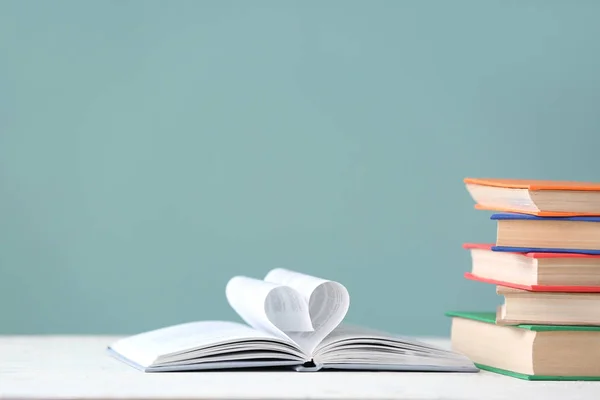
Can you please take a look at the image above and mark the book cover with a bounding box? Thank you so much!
[446,311,600,380]
[491,213,600,222]
[464,178,600,191]
[463,272,600,293]
[445,311,600,331]
[473,365,600,381]
[473,204,579,216]
[463,242,600,258]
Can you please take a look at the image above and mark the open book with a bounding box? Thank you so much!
[107,269,477,372]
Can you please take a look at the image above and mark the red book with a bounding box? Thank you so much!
[463,243,600,292]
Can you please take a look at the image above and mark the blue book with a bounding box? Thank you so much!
[491,213,600,255]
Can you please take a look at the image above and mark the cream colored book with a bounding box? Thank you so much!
[490,213,600,254]
[447,311,600,380]
[495,285,600,326]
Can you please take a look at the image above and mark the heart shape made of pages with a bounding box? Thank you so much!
[226,269,350,355]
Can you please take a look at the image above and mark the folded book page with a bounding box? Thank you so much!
[264,268,350,355]
[110,321,279,368]
[226,275,314,345]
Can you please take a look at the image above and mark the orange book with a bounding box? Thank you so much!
[464,178,600,216]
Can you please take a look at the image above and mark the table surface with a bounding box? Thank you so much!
[2,335,600,400]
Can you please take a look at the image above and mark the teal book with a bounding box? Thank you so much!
[446,311,600,381]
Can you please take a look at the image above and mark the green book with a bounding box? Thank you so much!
[446,311,600,381]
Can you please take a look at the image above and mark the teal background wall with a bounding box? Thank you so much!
[2,0,600,336]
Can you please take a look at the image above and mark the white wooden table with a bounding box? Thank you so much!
[1,336,599,400]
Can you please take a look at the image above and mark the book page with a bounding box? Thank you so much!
[314,324,473,365]
[264,268,350,355]
[318,324,451,353]
[226,276,314,344]
[109,320,292,368]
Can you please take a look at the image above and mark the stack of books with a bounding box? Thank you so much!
[447,178,600,381]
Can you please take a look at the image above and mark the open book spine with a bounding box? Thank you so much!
[293,362,323,372]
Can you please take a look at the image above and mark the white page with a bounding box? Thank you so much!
[318,324,456,353]
[264,268,350,355]
[226,276,314,346]
[109,320,291,368]
[314,324,473,365]
[318,324,455,353]
[156,351,303,367]
[160,341,305,364]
